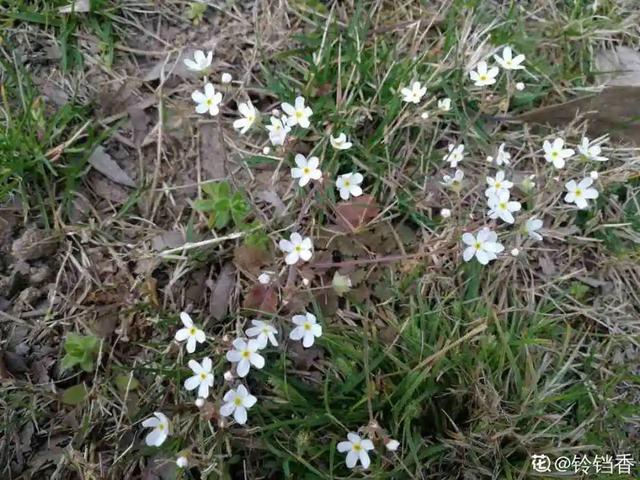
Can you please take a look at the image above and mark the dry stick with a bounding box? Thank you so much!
[158,231,248,257]
[413,323,488,373]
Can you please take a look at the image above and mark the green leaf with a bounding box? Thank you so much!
[114,374,140,392]
[193,198,217,212]
[62,383,89,405]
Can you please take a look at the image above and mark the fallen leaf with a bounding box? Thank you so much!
[243,285,278,314]
[127,105,150,147]
[90,174,130,204]
[335,194,380,232]
[256,190,286,216]
[151,230,185,252]
[210,263,236,319]
[513,86,640,145]
[88,146,136,187]
[594,46,640,86]
[143,52,191,82]
[233,245,270,275]
[58,0,90,13]
[199,122,227,179]
[62,383,89,405]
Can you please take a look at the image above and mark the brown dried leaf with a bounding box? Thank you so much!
[88,146,136,187]
[335,194,380,232]
[243,285,278,314]
[233,245,270,275]
[513,86,640,145]
[90,174,129,204]
[200,122,227,179]
[594,46,640,86]
[210,263,236,319]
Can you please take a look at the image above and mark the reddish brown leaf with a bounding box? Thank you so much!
[335,194,380,232]
[233,245,270,275]
[243,285,278,314]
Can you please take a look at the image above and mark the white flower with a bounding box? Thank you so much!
[437,98,452,111]
[266,116,291,146]
[221,72,232,84]
[195,398,205,408]
[183,50,212,71]
[385,439,400,452]
[590,171,599,180]
[543,138,574,169]
[515,82,525,91]
[336,172,364,200]
[493,46,525,70]
[279,232,313,265]
[291,154,322,187]
[258,272,271,285]
[176,456,189,468]
[184,357,214,399]
[220,384,257,425]
[262,146,271,155]
[400,81,427,103]
[337,432,375,469]
[441,169,464,190]
[470,61,499,86]
[510,248,520,257]
[462,227,504,265]
[289,312,322,348]
[330,133,352,150]
[565,177,598,209]
[488,190,521,224]
[441,208,451,218]
[245,320,278,349]
[444,143,465,168]
[223,370,234,382]
[524,217,543,241]
[485,170,513,198]
[488,143,511,166]
[233,102,257,134]
[281,96,313,128]
[191,83,222,116]
[142,412,170,447]
[225,338,265,377]
[521,174,536,192]
[420,112,429,119]
[175,312,206,353]
[577,137,607,162]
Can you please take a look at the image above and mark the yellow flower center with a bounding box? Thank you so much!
[200,372,207,380]
[575,189,582,197]
[551,151,558,158]
[499,202,507,209]
[474,242,482,250]
[303,167,311,175]
[295,110,303,119]
[158,424,165,431]
[295,245,302,253]
[479,74,488,81]
[242,350,251,359]
[343,180,351,187]
[506,60,512,66]
[189,327,196,335]
[353,443,362,452]
[206,99,213,106]
[262,327,269,334]
[234,397,242,406]
[303,323,312,331]
[495,182,501,188]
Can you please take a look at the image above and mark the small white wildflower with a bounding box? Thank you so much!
[437,98,452,111]
[543,138,574,169]
[488,190,521,224]
[400,81,427,103]
[195,398,205,408]
[176,456,189,468]
[493,143,511,166]
[578,137,608,162]
[183,50,212,72]
[220,384,257,425]
[191,83,223,116]
[470,61,499,86]
[493,46,525,70]
[175,312,205,354]
[142,412,170,447]
[485,170,513,198]
[510,248,520,257]
[279,232,313,265]
[232,101,257,134]
[524,217,543,241]
[184,357,214,399]
[290,312,322,348]
[420,111,429,119]
[223,370,234,382]
[521,174,536,192]
[590,170,599,180]
[337,432,375,469]
[291,154,322,187]
[281,96,313,128]
[262,146,271,155]
[385,439,400,452]
[515,82,525,91]
[444,143,465,168]
[258,272,271,285]
[440,208,451,218]
[225,338,265,377]
[336,172,364,200]
[221,72,233,84]
[462,228,504,265]
[266,116,291,146]
[330,133,352,150]
[245,319,278,349]
[441,169,464,191]
[565,177,598,209]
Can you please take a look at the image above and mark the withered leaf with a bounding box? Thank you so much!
[210,263,236,320]
[199,122,227,179]
[233,245,270,275]
[594,46,640,86]
[243,285,278,314]
[88,146,136,187]
[512,86,640,145]
[335,194,380,232]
